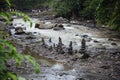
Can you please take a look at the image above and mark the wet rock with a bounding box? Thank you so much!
[59,72,68,76]
[75,34,79,36]
[53,43,56,48]
[53,24,65,30]
[79,38,86,53]
[81,53,90,59]
[32,32,40,35]
[26,36,36,39]
[56,46,65,54]
[55,17,68,23]
[58,37,63,46]
[68,41,73,55]
[35,23,40,28]
[100,65,110,69]
[76,78,85,80]
[8,26,15,29]
[0,18,6,22]
[41,37,45,45]
[112,52,120,55]
[85,37,92,42]
[74,54,83,59]
[49,38,52,42]
[66,24,71,27]
[111,43,117,46]
[72,58,78,61]
[74,50,78,53]
[108,38,114,41]
[56,37,64,54]
[81,34,88,38]
[93,40,99,43]
[15,27,25,35]
[48,46,53,51]
[35,22,54,29]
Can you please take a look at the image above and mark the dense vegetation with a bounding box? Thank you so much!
[0,0,39,79]
[48,0,120,30]
[11,0,120,30]
[11,0,46,11]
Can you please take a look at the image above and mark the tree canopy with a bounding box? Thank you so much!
[45,0,120,30]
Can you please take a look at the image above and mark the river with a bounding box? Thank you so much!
[9,17,120,80]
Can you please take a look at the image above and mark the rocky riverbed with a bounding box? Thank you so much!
[7,17,120,80]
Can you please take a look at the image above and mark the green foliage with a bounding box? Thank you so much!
[47,0,120,30]
[0,0,39,79]
[48,0,85,18]
[11,0,47,10]
[6,0,120,30]
[0,11,32,26]
[0,38,40,79]
[96,0,120,30]
[24,55,40,73]
[82,0,100,19]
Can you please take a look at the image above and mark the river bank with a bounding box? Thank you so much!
[5,12,120,80]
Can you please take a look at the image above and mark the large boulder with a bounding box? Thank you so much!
[35,22,54,29]
[15,27,25,35]
[53,24,65,31]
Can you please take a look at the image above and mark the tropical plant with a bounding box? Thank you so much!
[0,0,39,80]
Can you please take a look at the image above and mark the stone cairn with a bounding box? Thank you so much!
[56,37,64,54]
[68,41,73,55]
[79,38,90,59]
[49,38,52,43]
[53,43,56,48]
[58,37,63,45]
[41,37,46,47]
[79,38,86,53]
[48,38,53,50]
[40,37,89,58]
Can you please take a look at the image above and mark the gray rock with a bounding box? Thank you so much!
[100,65,110,69]
[35,22,54,29]
[49,38,52,42]
[53,24,65,31]
[79,38,86,53]
[111,43,117,46]
[81,53,90,59]
[81,34,88,38]
[75,34,79,36]
[15,27,25,35]
[93,40,99,43]
[68,41,73,55]
[42,37,45,45]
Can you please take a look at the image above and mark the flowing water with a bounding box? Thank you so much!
[11,18,120,80]
[12,18,120,50]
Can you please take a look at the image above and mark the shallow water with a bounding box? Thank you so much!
[12,18,120,50]
[12,18,120,80]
